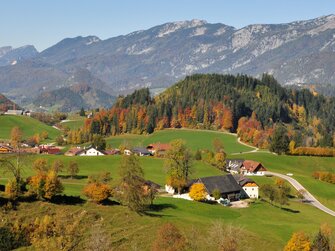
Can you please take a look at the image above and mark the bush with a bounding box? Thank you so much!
[212,188,222,200]
[83,183,111,203]
[151,223,186,251]
[189,183,207,201]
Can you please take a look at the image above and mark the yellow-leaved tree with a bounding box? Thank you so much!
[189,183,207,201]
[44,170,63,200]
[284,231,311,251]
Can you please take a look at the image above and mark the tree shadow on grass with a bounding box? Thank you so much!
[143,203,177,217]
[261,199,300,213]
[100,199,120,206]
[59,175,88,180]
[281,207,300,213]
[50,195,86,205]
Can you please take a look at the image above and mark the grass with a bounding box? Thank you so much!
[0,115,60,141]
[1,128,334,250]
[61,118,85,130]
[106,128,253,154]
[234,152,335,211]
[2,192,334,250]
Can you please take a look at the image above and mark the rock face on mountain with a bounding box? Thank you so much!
[0,45,38,66]
[1,15,335,110]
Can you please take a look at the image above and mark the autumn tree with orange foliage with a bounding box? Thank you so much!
[83,183,112,203]
[28,169,63,200]
[151,223,186,251]
[83,172,112,204]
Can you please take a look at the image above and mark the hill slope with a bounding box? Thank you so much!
[33,83,115,112]
[0,115,61,141]
[88,74,335,148]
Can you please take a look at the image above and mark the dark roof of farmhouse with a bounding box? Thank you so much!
[196,174,242,195]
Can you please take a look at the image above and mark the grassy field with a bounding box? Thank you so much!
[61,118,85,130]
[106,129,253,154]
[3,190,334,250]
[1,128,334,250]
[0,115,60,141]
[234,152,335,211]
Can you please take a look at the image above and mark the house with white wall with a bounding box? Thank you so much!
[233,175,259,199]
[78,147,105,156]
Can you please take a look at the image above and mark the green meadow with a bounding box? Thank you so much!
[0,115,60,141]
[0,127,334,250]
[61,118,85,130]
[106,129,253,154]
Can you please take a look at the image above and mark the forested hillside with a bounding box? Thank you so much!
[80,74,335,149]
[0,93,20,112]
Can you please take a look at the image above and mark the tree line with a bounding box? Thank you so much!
[79,74,335,151]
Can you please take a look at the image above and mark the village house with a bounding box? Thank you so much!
[104,149,120,155]
[233,175,259,199]
[77,146,105,156]
[226,159,267,176]
[185,174,242,201]
[39,145,61,155]
[124,149,132,156]
[226,159,244,174]
[124,147,152,156]
[5,110,23,115]
[241,160,267,176]
[0,144,14,154]
[147,143,170,156]
[64,147,83,156]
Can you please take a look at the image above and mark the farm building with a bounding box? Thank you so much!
[226,159,267,176]
[147,143,170,156]
[186,174,242,201]
[5,110,23,115]
[64,147,83,156]
[241,160,267,176]
[226,159,244,174]
[233,175,259,199]
[0,144,14,154]
[124,147,152,156]
[77,147,105,156]
[39,146,61,155]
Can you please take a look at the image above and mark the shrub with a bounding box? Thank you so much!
[83,183,111,203]
[212,188,222,200]
[151,223,186,251]
[189,183,207,201]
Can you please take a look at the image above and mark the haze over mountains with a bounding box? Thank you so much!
[1,14,335,111]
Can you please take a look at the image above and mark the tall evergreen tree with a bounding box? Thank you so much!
[118,155,149,212]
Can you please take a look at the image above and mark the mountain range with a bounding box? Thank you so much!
[1,14,335,111]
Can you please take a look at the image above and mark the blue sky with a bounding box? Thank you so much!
[1,0,334,51]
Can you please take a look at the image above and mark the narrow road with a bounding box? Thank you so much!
[265,171,335,217]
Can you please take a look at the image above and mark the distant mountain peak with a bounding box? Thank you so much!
[157,19,207,38]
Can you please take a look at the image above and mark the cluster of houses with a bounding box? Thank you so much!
[0,143,61,155]
[1,109,31,116]
[166,159,267,201]
[64,142,171,157]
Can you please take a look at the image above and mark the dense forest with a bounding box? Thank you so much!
[78,74,335,149]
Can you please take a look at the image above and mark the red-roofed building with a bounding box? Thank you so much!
[64,147,83,156]
[39,146,61,155]
[147,143,170,156]
[241,160,267,176]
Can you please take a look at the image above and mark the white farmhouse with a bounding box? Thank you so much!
[78,147,105,156]
[233,175,259,199]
